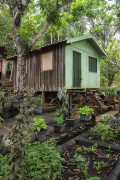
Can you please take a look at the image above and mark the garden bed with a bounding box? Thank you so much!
[62,143,120,180]
[75,130,120,151]
[49,121,95,145]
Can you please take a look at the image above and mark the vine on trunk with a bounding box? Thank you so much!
[7,88,36,180]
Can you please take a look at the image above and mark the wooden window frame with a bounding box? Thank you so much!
[41,51,53,72]
[89,56,97,73]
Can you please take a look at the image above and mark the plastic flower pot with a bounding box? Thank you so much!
[54,123,66,133]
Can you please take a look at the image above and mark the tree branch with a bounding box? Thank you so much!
[32,22,50,46]
[32,0,75,46]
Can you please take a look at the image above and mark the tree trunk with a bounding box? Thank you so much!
[16,52,26,94]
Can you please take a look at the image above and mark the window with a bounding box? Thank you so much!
[41,51,53,71]
[89,56,97,72]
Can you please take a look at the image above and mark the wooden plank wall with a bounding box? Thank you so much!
[21,42,66,92]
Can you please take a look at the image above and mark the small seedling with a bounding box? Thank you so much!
[76,143,98,154]
[73,154,89,178]
[93,161,108,174]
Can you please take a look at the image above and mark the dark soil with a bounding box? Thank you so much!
[62,144,120,180]
[1,111,120,180]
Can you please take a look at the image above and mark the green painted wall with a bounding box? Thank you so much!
[65,40,101,89]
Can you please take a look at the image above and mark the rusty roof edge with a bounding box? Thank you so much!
[7,40,67,60]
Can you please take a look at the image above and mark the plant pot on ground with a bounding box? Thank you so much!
[54,108,66,133]
[32,117,48,142]
[65,106,79,127]
[54,113,66,133]
[34,95,43,114]
[77,106,94,122]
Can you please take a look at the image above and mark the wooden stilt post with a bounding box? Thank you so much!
[42,91,45,104]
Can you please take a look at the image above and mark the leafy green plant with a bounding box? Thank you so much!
[100,113,116,124]
[8,88,37,179]
[0,154,9,180]
[35,95,43,107]
[27,140,64,180]
[91,123,118,141]
[77,106,94,116]
[105,87,117,98]
[86,177,100,180]
[73,154,89,178]
[55,114,64,125]
[93,161,108,174]
[0,140,64,180]
[0,116,4,124]
[76,143,98,154]
[32,117,48,132]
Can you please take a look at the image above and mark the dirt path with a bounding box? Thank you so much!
[0,112,55,136]
[0,109,119,137]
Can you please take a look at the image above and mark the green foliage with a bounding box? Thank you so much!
[73,154,89,178]
[93,161,108,174]
[8,89,36,179]
[27,141,64,180]
[77,106,94,116]
[38,0,63,24]
[105,87,118,98]
[35,95,44,107]
[91,123,118,141]
[100,113,116,124]
[0,140,64,180]
[0,116,4,124]
[76,143,98,154]
[0,154,9,180]
[55,114,64,125]
[86,177,100,180]
[0,5,14,55]
[100,40,120,86]
[32,117,48,132]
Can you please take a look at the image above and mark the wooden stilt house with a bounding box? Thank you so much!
[8,35,106,92]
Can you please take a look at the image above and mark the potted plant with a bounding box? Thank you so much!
[77,106,94,122]
[34,95,43,114]
[54,114,66,133]
[32,117,48,142]
[65,106,78,127]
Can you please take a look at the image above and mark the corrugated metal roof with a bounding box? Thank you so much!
[7,35,107,60]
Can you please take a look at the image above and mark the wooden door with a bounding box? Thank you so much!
[73,51,81,87]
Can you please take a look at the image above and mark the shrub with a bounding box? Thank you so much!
[27,140,64,180]
[100,114,116,124]
[0,154,9,180]
[91,123,118,141]
[0,140,64,180]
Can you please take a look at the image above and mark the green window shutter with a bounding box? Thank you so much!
[89,56,97,72]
